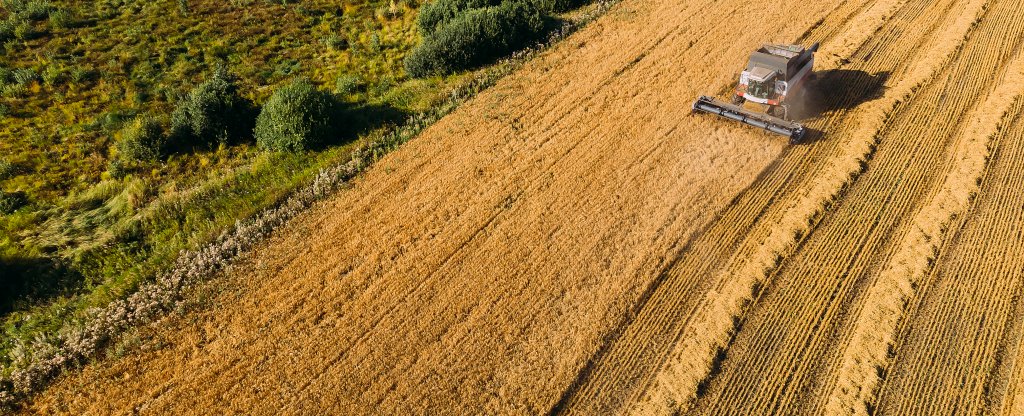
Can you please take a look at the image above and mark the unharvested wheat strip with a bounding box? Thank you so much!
[814,0,910,70]
[823,45,1024,416]
[626,0,991,413]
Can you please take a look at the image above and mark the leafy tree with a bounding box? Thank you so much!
[169,67,257,150]
[117,115,166,162]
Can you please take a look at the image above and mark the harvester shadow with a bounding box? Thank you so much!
[798,69,891,120]
[787,70,889,145]
[321,101,409,148]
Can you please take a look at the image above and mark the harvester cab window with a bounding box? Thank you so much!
[749,77,775,98]
[747,67,777,99]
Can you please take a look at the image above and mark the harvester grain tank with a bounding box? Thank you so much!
[692,42,819,143]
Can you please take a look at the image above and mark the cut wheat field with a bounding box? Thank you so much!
[20,0,1024,414]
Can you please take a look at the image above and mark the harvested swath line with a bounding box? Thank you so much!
[824,47,1024,416]
[687,0,1024,412]
[863,25,1024,412]
[869,101,1024,415]
[793,0,875,48]
[627,0,991,413]
[560,0,958,412]
[1004,293,1024,415]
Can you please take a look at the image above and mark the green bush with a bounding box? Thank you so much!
[2,0,52,20]
[169,68,256,150]
[41,64,63,85]
[0,157,13,179]
[255,78,335,152]
[12,68,37,85]
[11,18,33,40]
[21,0,52,20]
[416,0,500,35]
[106,158,127,179]
[405,0,546,77]
[417,0,576,35]
[0,190,26,214]
[117,115,166,162]
[47,7,72,29]
[532,0,585,12]
[334,74,362,95]
[0,18,13,42]
[69,65,96,83]
[2,83,26,98]
[320,34,348,51]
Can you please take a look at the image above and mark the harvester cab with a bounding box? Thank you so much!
[693,42,820,144]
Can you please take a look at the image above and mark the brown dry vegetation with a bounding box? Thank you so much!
[19,0,1024,414]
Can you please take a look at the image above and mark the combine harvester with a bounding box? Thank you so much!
[693,42,819,144]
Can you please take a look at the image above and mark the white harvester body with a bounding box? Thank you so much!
[693,42,819,143]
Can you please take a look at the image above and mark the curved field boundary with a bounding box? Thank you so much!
[19,0,836,413]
